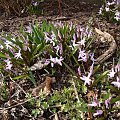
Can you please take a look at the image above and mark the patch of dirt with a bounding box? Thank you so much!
[0,0,100,32]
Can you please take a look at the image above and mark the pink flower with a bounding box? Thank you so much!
[88,98,98,107]
[80,63,94,85]
[105,7,110,12]
[59,43,63,55]
[78,49,87,62]
[80,72,92,86]
[93,110,103,116]
[89,63,94,76]
[98,7,103,14]
[0,45,3,49]
[51,31,56,41]
[76,25,84,38]
[111,76,120,89]
[69,34,79,50]
[54,45,60,54]
[77,37,86,47]
[44,31,57,46]
[58,30,61,39]
[26,26,32,33]
[49,56,64,67]
[5,59,13,70]
[69,22,73,31]
[73,34,76,41]
[115,63,120,73]
[85,26,92,38]
[4,40,12,49]
[44,32,52,43]
[78,66,81,76]
[90,53,96,63]
[14,50,22,59]
[105,96,112,108]
[114,11,120,21]
[108,68,116,78]
[54,43,63,55]
[117,0,120,5]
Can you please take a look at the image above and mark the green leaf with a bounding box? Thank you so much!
[111,96,120,104]
[62,61,76,76]
[101,70,110,77]
[86,37,94,50]
[0,53,6,58]
[63,62,83,84]
[12,75,27,80]
[31,24,41,44]
[93,64,100,73]
[28,71,36,86]
[82,84,87,94]
[31,44,50,60]
[27,33,35,43]
[32,43,43,56]
[32,109,41,118]
[93,70,109,85]
[41,102,49,109]
[72,55,80,66]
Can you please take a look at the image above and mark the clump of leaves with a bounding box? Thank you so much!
[0,20,120,119]
[27,0,45,15]
[0,20,93,84]
[99,0,120,23]
[27,64,120,119]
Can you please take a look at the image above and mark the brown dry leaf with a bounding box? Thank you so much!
[86,90,95,100]
[32,76,54,96]
[43,76,52,96]
[2,110,9,120]
[86,90,97,120]
[9,81,15,94]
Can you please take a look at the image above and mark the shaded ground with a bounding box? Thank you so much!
[0,0,120,61]
[0,0,120,119]
[0,0,119,43]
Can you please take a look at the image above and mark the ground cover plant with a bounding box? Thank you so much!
[0,19,120,119]
[0,0,120,120]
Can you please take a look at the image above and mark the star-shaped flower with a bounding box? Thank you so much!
[111,76,120,89]
[78,49,87,62]
[105,96,112,108]
[4,40,12,49]
[80,73,92,86]
[88,98,98,107]
[49,56,64,67]
[5,59,13,70]
[77,37,86,47]
[108,68,116,78]
[93,110,103,116]
[14,50,22,59]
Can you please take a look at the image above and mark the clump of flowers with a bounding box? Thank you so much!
[0,21,120,119]
[28,0,44,14]
[99,0,120,22]
[108,63,120,89]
